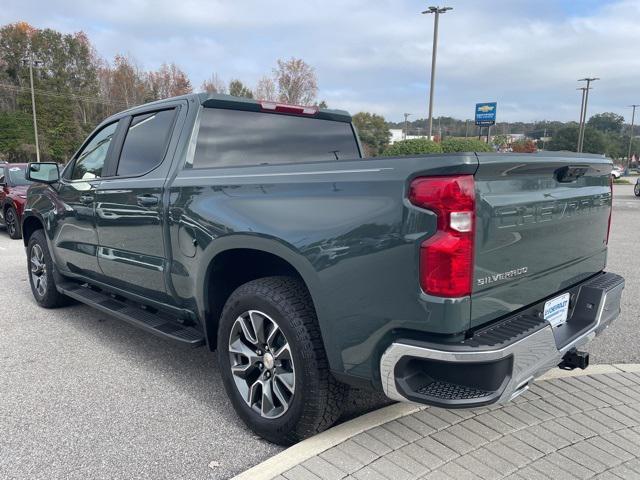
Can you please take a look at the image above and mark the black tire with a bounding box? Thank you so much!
[27,230,72,308]
[635,182,640,197]
[5,206,21,239]
[217,276,347,445]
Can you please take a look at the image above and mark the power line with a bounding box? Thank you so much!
[0,82,130,108]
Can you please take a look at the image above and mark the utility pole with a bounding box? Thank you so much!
[465,119,469,138]
[403,113,411,140]
[576,87,587,152]
[22,53,43,162]
[542,128,547,151]
[627,104,639,169]
[577,77,599,153]
[422,6,452,140]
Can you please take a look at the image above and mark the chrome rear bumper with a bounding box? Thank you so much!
[380,272,625,407]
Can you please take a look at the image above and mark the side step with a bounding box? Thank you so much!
[57,282,205,347]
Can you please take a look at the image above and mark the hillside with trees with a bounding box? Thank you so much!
[1,22,638,163]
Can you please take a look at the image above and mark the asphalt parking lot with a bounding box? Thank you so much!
[0,183,638,479]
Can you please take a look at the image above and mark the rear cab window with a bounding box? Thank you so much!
[192,108,360,169]
[116,109,177,177]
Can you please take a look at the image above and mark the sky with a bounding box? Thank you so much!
[2,0,639,123]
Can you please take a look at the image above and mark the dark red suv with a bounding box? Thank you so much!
[0,163,32,239]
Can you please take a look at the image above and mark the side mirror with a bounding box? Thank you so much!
[27,162,60,184]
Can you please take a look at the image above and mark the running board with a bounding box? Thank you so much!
[57,282,205,347]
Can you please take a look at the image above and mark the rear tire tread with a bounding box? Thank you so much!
[220,276,347,445]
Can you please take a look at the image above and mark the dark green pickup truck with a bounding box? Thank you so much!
[22,93,624,444]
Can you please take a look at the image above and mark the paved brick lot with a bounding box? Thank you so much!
[271,370,640,480]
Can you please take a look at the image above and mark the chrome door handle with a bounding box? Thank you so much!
[136,195,159,207]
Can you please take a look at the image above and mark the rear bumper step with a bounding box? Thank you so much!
[57,282,205,347]
[380,272,624,408]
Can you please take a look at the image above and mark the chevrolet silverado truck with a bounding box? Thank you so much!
[22,93,624,445]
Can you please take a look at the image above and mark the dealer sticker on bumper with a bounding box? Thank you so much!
[544,292,571,328]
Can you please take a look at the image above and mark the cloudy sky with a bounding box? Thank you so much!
[2,0,639,122]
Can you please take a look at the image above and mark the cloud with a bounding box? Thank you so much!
[1,0,638,123]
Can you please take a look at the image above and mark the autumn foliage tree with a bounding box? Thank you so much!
[147,62,192,100]
[274,58,317,105]
[511,138,537,153]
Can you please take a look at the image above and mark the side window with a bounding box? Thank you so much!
[0,169,5,185]
[116,109,176,177]
[71,122,118,180]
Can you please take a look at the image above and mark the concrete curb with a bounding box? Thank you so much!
[231,363,640,480]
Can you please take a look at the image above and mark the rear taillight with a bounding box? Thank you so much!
[606,175,613,244]
[409,175,475,297]
[260,101,318,116]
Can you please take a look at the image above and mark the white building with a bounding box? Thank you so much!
[389,128,430,144]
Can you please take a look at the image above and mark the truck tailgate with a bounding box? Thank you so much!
[471,153,612,328]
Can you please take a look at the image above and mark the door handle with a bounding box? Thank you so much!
[136,194,159,207]
[80,194,94,204]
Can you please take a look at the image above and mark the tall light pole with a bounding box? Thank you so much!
[422,6,452,141]
[576,87,588,152]
[403,113,412,140]
[22,54,43,162]
[577,77,599,153]
[627,104,639,168]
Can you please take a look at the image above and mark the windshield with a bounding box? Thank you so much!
[7,166,32,186]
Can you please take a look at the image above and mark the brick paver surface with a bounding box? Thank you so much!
[280,373,640,480]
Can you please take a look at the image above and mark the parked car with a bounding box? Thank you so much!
[0,162,32,239]
[22,93,625,445]
[611,166,623,179]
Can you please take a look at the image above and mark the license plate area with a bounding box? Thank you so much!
[544,292,571,328]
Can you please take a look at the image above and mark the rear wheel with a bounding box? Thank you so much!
[635,181,640,197]
[27,230,72,308]
[5,206,21,239]
[218,276,346,445]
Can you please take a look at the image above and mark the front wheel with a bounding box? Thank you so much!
[5,206,21,239]
[27,230,72,308]
[635,182,640,197]
[218,276,346,445]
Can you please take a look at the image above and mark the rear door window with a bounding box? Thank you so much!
[193,108,360,168]
[116,109,177,177]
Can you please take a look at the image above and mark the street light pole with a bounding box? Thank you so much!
[422,6,452,141]
[627,104,639,168]
[576,87,587,152]
[404,113,411,140]
[577,77,599,153]
[22,53,43,162]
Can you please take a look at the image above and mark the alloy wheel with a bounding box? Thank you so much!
[30,243,48,297]
[6,209,16,237]
[228,310,296,419]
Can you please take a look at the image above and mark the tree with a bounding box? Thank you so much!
[511,139,537,153]
[254,76,276,101]
[228,79,253,99]
[0,22,102,162]
[274,57,317,105]
[383,138,442,156]
[492,134,509,149]
[101,54,147,108]
[587,112,624,133]
[352,112,390,156]
[201,73,226,94]
[441,138,493,153]
[548,125,607,154]
[146,62,192,100]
